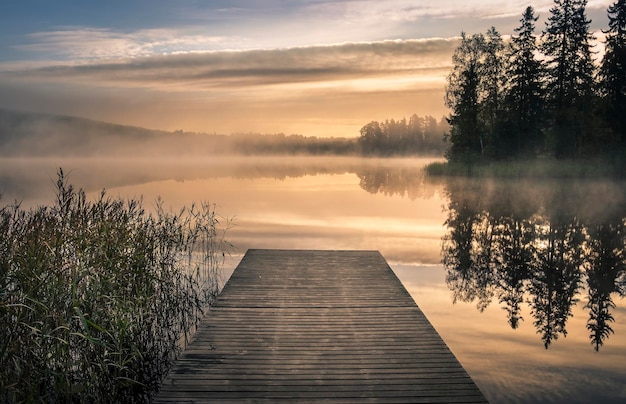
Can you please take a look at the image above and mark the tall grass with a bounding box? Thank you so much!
[0,169,230,402]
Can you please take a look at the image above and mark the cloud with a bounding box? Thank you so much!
[340,0,612,19]
[0,0,615,137]
[15,26,244,61]
[309,1,550,23]
[6,1,613,67]
[0,37,457,136]
[4,38,458,90]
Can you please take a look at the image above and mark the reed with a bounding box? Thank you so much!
[0,169,231,403]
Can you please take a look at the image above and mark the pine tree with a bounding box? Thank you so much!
[599,0,626,151]
[445,33,486,164]
[481,27,507,158]
[505,6,544,158]
[541,0,596,158]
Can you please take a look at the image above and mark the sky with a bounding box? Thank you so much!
[0,1,615,137]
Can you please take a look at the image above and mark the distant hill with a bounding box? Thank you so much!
[0,109,445,157]
[0,109,233,157]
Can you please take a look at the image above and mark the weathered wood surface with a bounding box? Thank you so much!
[155,249,487,403]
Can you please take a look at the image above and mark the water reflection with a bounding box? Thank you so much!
[357,163,438,200]
[441,178,626,350]
[2,156,625,401]
[0,156,446,266]
[0,156,361,202]
[0,156,441,206]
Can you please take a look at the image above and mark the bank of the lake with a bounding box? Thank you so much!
[0,170,230,403]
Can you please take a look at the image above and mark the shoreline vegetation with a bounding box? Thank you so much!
[0,169,231,402]
[442,2,626,178]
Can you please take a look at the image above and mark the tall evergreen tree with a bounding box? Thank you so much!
[481,27,507,158]
[505,6,544,157]
[599,0,626,156]
[445,33,486,164]
[541,0,596,158]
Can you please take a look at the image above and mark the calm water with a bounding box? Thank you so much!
[2,156,625,403]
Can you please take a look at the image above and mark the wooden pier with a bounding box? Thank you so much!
[155,249,487,403]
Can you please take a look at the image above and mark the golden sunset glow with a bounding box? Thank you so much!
[0,1,613,136]
[1,2,625,403]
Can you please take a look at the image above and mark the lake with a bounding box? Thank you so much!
[1,155,625,403]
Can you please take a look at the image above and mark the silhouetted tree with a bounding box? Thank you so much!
[382,118,408,153]
[442,2,626,166]
[599,0,626,164]
[357,115,447,155]
[481,27,507,158]
[358,121,385,155]
[505,6,544,158]
[409,114,425,149]
[423,116,449,153]
[445,33,486,165]
[541,0,596,158]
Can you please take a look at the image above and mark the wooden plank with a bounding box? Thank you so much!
[155,249,487,403]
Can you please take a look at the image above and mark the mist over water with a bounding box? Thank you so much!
[2,155,625,403]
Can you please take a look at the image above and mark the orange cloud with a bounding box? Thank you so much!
[0,39,456,136]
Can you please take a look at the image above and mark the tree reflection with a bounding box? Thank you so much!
[530,215,585,348]
[356,164,437,200]
[493,215,535,329]
[441,178,626,350]
[585,218,626,350]
[441,183,496,312]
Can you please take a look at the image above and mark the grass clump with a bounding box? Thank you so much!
[0,169,230,403]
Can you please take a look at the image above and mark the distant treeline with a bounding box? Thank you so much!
[0,109,446,157]
[232,114,448,156]
[358,115,448,156]
[227,133,357,155]
[445,1,626,171]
